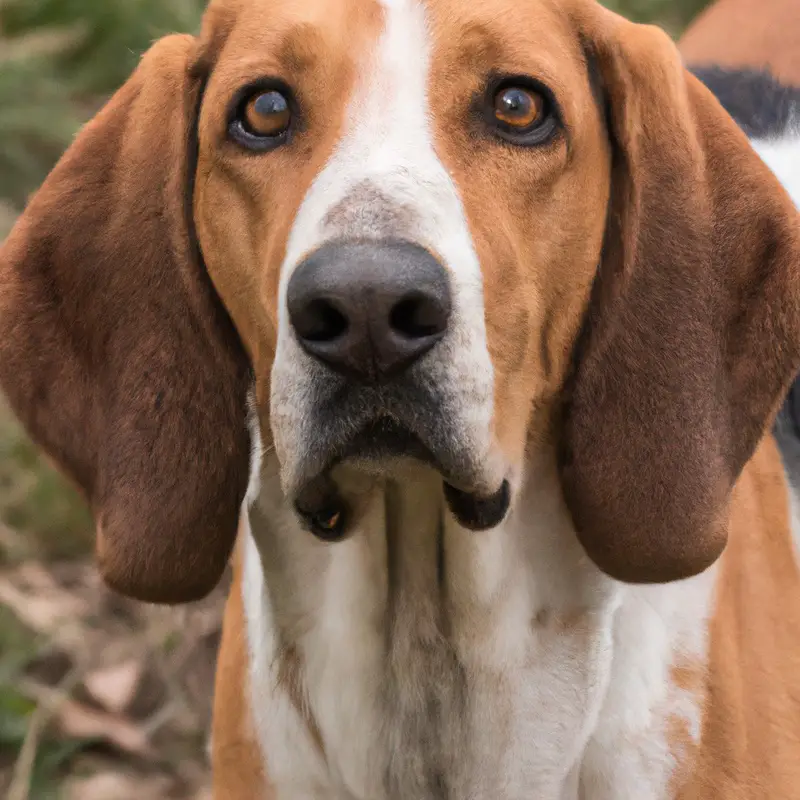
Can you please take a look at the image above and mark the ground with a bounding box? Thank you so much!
[0,401,226,800]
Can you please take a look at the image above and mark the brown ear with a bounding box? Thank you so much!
[560,8,800,583]
[0,36,252,603]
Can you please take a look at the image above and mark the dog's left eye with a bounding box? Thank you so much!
[494,87,544,129]
[229,86,294,150]
[488,80,559,145]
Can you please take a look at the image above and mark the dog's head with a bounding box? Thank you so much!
[2,0,798,603]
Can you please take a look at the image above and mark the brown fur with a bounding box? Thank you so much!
[680,0,800,85]
[1,0,799,796]
[0,35,252,604]
[426,0,611,467]
[424,0,800,583]
[193,0,385,408]
[559,4,800,583]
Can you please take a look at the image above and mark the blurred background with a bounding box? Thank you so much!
[0,0,710,798]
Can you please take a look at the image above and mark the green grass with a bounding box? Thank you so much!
[0,401,92,566]
[0,0,206,208]
[0,606,41,794]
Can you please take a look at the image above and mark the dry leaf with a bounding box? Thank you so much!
[64,771,172,800]
[0,566,88,634]
[1,555,221,798]
[84,660,143,714]
[56,698,153,757]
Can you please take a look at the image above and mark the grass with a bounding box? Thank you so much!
[0,0,207,207]
[0,404,93,567]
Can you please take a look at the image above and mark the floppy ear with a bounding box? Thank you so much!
[560,9,800,583]
[0,36,252,603]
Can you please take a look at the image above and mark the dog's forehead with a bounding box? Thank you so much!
[208,0,580,72]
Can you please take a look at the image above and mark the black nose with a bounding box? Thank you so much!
[287,240,451,381]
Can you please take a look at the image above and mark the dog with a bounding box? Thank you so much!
[1,0,799,797]
[681,0,800,87]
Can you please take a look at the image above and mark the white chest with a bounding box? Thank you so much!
[241,457,716,800]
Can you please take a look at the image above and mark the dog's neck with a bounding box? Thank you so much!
[242,445,717,799]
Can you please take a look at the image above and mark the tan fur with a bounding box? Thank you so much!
[207,1,800,792]
[212,538,274,800]
[677,438,800,798]
[425,0,610,464]
[680,0,800,85]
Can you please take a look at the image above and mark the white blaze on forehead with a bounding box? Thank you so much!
[278,0,484,297]
[271,0,501,490]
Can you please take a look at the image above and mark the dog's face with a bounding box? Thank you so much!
[1,0,799,603]
[195,0,609,532]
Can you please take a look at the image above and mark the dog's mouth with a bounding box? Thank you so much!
[292,416,510,540]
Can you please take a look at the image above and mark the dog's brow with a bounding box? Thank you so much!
[276,22,328,74]
[448,21,506,69]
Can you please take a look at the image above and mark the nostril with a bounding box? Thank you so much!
[287,240,452,378]
[295,298,348,343]
[390,294,449,339]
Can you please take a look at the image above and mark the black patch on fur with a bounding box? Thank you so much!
[694,68,800,474]
[688,65,800,139]
[775,392,800,486]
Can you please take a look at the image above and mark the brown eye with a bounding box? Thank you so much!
[229,84,295,150]
[493,86,544,130]
[487,79,559,146]
[243,90,291,137]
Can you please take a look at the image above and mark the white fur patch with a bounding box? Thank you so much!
[757,130,800,558]
[243,447,718,799]
[241,2,721,798]
[579,570,717,798]
[245,389,264,509]
[268,0,502,498]
[752,130,800,209]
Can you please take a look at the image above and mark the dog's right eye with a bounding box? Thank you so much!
[229,84,294,151]
[484,76,561,147]
[243,91,291,136]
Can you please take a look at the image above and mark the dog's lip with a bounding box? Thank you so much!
[292,415,510,536]
[298,415,463,491]
[333,416,436,467]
